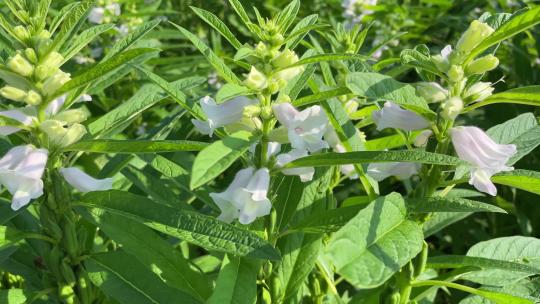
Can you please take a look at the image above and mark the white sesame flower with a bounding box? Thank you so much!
[191,96,257,136]
[464,82,494,102]
[210,167,272,225]
[372,101,429,131]
[276,149,315,182]
[59,167,113,193]
[88,7,105,24]
[0,145,48,210]
[367,162,420,181]
[272,103,329,153]
[450,126,517,196]
[0,109,33,135]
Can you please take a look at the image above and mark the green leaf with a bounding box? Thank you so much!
[486,113,540,165]
[0,289,27,304]
[170,22,242,85]
[215,83,253,103]
[346,72,434,116]
[78,190,280,260]
[427,255,540,275]
[406,197,506,213]
[275,0,300,33]
[491,170,540,195]
[466,7,540,63]
[79,209,211,301]
[292,87,351,107]
[423,212,473,237]
[289,205,363,234]
[103,19,161,61]
[277,53,369,71]
[227,0,260,35]
[285,14,319,49]
[86,251,198,304]
[58,48,159,96]
[190,131,260,189]
[462,236,540,286]
[207,255,259,304]
[64,139,208,154]
[190,7,242,49]
[464,86,540,111]
[283,150,465,169]
[49,1,92,52]
[61,24,115,62]
[400,46,443,77]
[326,192,424,288]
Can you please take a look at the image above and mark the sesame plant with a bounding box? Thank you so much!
[0,0,539,303]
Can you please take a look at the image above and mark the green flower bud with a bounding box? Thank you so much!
[41,120,87,147]
[35,65,59,81]
[224,117,262,134]
[415,82,448,103]
[272,49,299,69]
[53,109,88,124]
[275,94,291,104]
[441,97,463,120]
[243,105,261,118]
[38,30,52,40]
[13,26,30,42]
[255,42,268,56]
[42,52,64,69]
[24,90,42,105]
[7,54,34,77]
[42,71,71,96]
[448,65,464,83]
[24,48,38,63]
[244,66,268,90]
[464,82,494,102]
[261,105,273,119]
[0,86,27,102]
[465,55,499,75]
[455,20,494,54]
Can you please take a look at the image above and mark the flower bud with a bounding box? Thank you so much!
[42,52,64,69]
[261,105,273,119]
[415,82,448,103]
[13,26,30,42]
[54,109,88,124]
[7,54,34,77]
[464,82,494,102]
[455,20,494,54]
[465,55,499,75]
[36,65,59,81]
[244,67,268,90]
[41,120,87,147]
[24,48,38,63]
[224,117,262,134]
[42,71,71,96]
[272,49,299,69]
[255,42,267,57]
[0,86,27,102]
[25,90,42,105]
[441,97,463,120]
[448,65,464,83]
[242,105,261,118]
[38,30,51,40]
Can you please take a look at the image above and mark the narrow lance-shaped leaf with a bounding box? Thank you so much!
[64,139,208,154]
[190,7,242,49]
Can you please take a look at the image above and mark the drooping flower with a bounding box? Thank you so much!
[372,101,429,131]
[0,145,48,210]
[276,149,315,182]
[210,167,272,225]
[272,103,329,152]
[0,109,34,135]
[450,126,517,196]
[59,167,113,192]
[367,161,420,181]
[191,96,257,136]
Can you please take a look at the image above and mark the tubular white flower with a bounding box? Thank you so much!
[192,96,256,136]
[0,109,33,135]
[209,168,272,225]
[276,149,315,182]
[59,167,113,192]
[372,102,429,131]
[0,145,48,210]
[450,126,517,196]
[464,82,494,102]
[272,103,329,152]
[367,162,420,181]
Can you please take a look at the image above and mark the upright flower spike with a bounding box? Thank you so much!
[191,96,257,136]
[372,102,429,131]
[272,103,329,153]
[0,109,34,135]
[275,149,315,182]
[0,145,48,210]
[209,167,272,225]
[59,167,113,192]
[450,126,517,196]
[367,162,420,181]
